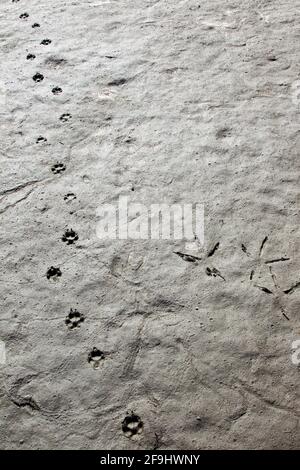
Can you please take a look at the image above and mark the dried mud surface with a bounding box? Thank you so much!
[0,0,299,450]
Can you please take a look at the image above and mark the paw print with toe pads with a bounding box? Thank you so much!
[52,87,62,95]
[59,113,72,122]
[65,309,85,329]
[46,266,62,280]
[88,348,105,369]
[64,192,76,202]
[41,39,52,45]
[51,162,66,174]
[122,413,144,438]
[62,229,78,245]
[33,73,44,83]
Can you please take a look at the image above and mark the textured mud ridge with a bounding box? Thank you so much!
[0,0,299,450]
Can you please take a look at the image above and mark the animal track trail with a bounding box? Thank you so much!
[26,54,36,60]
[65,309,85,329]
[122,413,144,438]
[88,348,105,369]
[46,266,62,280]
[32,23,40,28]
[19,13,29,19]
[62,229,78,245]
[51,163,66,174]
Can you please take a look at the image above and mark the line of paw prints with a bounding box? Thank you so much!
[46,275,143,437]
[66,314,144,438]
[17,0,84,353]
[17,0,144,440]
[88,351,144,438]
[17,1,77,202]
[17,2,79,268]
[17,1,71,155]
